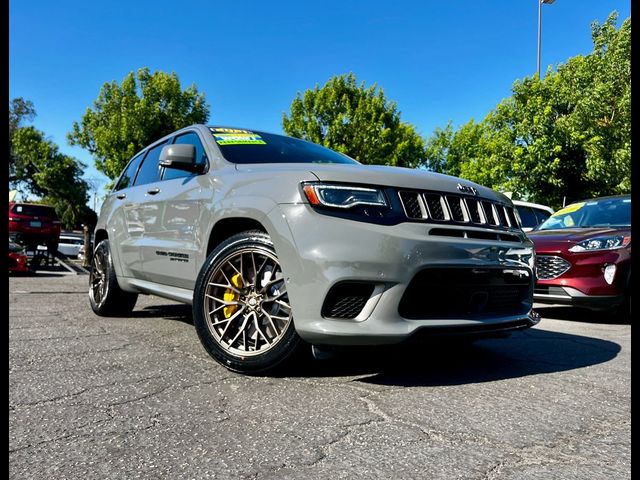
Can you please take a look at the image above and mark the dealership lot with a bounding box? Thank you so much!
[9,273,630,479]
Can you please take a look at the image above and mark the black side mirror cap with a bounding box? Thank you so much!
[159,144,203,172]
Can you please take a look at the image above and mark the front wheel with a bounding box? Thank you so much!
[193,231,303,374]
[89,239,138,316]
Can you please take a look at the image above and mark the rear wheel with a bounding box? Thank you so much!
[193,231,303,374]
[89,239,138,316]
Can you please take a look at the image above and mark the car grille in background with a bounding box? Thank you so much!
[399,268,531,319]
[322,282,375,319]
[397,190,519,231]
[536,255,571,280]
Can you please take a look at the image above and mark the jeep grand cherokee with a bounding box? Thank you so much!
[90,125,538,373]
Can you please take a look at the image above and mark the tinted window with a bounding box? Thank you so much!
[515,206,538,229]
[115,153,144,191]
[163,132,208,181]
[11,204,58,219]
[210,127,358,165]
[134,141,168,186]
[532,208,551,224]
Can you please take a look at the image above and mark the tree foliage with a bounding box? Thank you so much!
[9,101,90,229]
[425,12,630,208]
[282,73,425,168]
[68,67,210,180]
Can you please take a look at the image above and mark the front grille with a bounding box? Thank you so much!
[397,190,520,232]
[399,268,531,319]
[399,191,423,219]
[322,282,375,319]
[536,255,571,280]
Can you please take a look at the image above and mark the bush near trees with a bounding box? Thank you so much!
[68,67,210,181]
[424,12,630,209]
[282,72,426,168]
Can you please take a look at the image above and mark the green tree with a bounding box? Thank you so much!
[68,67,210,180]
[9,97,37,183]
[425,12,630,208]
[11,122,89,229]
[283,73,425,168]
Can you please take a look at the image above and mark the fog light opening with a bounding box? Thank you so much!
[603,264,617,285]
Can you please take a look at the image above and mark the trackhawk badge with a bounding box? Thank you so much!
[457,183,478,195]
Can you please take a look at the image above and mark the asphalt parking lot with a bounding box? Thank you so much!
[9,271,630,479]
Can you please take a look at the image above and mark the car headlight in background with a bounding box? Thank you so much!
[303,183,388,209]
[568,235,631,253]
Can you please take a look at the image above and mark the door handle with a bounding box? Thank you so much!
[147,188,161,195]
[116,193,126,200]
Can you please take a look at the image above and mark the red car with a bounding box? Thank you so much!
[528,195,631,317]
[8,241,31,274]
[8,202,61,253]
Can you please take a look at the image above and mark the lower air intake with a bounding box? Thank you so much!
[322,282,375,319]
[399,268,531,319]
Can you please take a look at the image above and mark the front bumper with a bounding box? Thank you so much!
[534,285,625,310]
[269,204,538,346]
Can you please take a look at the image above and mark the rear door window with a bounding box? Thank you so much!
[12,204,58,219]
[115,153,145,191]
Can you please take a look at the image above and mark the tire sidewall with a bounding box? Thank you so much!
[89,240,113,313]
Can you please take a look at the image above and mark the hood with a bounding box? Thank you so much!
[235,163,507,203]
[527,227,631,252]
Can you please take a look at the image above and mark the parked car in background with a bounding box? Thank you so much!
[512,200,554,232]
[528,195,631,318]
[8,202,61,253]
[8,240,31,274]
[89,124,539,374]
[58,233,84,258]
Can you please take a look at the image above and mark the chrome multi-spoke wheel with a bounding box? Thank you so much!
[204,248,292,356]
[90,245,108,307]
[88,240,138,316]
[193,231,303,373]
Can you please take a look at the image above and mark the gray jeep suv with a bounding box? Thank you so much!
[90,125,538,373]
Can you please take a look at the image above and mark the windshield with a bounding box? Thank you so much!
[210,127,359,165]
[537,197,631,230]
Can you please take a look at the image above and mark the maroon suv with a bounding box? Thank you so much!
[8,202,61,253]
[528,195,631,317]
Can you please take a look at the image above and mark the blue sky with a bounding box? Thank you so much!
[9,0,631,209]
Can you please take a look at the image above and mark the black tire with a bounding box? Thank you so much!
[47,241,58,256]
[193,230,304,374]
[89,239,138,316]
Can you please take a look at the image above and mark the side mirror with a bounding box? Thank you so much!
[159,144,203,173]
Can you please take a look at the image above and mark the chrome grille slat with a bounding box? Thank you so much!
[536,255,571,280]
[464,198,484,224]
[397,190,521,237]
[423,193,447,221]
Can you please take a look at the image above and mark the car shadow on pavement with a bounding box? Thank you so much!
[281,327,621,387]
[125,304,622,387]
[129,304,194,325]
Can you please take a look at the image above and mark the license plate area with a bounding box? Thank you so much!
[29,221,42,228]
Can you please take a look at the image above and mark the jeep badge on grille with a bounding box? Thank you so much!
[457,183,478,195]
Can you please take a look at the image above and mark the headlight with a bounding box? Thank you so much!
[568,235,631,253]
[302,183,388,209]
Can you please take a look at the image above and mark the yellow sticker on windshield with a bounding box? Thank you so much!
[552,202,584,216]
[213,133,266,145]
[210,127,251,134]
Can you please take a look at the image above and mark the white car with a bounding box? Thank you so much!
[512,200,554,232]
[58,234,84,258]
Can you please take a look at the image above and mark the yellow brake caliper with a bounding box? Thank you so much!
[223,273,243,318]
